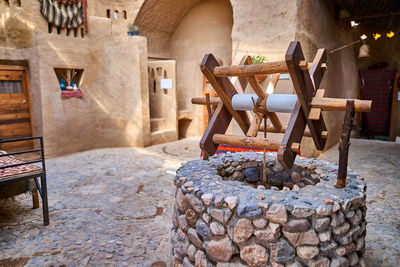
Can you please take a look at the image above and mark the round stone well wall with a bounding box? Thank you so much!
[172,152,367,267]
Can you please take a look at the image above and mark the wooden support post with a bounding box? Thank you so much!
[205,93,213,122]
[336,100,355,189]
[266,73,280,94]
[247,114,263,137]
[278,41,328,168]
[201,54,251,134]
[32,189,39,209]
[199,55,251,157]
[285,41,327,151]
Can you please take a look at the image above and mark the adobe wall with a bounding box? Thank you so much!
[170,0,233,137]
[229,0,298,141]
[353,28,400,140]
[295,0,358,157]
[0,0,150,157]
[229,0,358,157]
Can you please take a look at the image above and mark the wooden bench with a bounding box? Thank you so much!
[0,137,49,225]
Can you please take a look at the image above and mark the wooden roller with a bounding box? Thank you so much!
[192,96,372,113]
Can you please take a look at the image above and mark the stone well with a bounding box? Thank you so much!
[172,152,367,267]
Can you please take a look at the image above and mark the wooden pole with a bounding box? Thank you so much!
[192,96,372,113]
[311,97,371,112]
[336,100,355,189]
[214,61,288,77]
[213,134,281,150]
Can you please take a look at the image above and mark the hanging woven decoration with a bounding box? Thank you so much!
[40,0,88,32]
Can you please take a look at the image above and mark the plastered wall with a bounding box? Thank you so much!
[229,0,358,157]
[170,0,233,137]
[295,0,358,157]
[0,0,150,157]
[353,28,400,140]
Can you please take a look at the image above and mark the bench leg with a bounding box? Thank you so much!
[32,189,39,209]
[40,174,49,225]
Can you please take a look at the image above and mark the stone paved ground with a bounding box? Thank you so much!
[0,137,398,266]
[0,138,201,267]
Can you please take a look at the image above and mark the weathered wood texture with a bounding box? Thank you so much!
[199,55,250,157]
[0,67,33,151]
[200,54,250,133]
[278,41,327,168]
[214,61,288,77]
[336,100,355,188]
[192,95,371,112]
[213,134,281,151]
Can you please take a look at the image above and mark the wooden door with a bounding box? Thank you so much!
[0,65,33,151]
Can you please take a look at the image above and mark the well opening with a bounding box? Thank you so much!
[217,152,321,190]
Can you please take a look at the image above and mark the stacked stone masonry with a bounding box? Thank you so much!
[172,152,367,267]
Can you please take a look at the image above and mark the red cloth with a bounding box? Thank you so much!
[61,89,84,99]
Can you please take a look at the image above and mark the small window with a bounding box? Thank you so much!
[0,81,22,94]
[114,10,119,20]
[54,68,84,90]
[106,9,110,18]
[123,10,127,20]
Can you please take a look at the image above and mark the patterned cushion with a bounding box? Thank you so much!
[0,151,42,179]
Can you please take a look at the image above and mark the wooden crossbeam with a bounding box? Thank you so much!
[214,61,288,77]
[213,134,301,153]
[201,54,251,134]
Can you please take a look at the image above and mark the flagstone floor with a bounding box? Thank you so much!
[0,137,398,266]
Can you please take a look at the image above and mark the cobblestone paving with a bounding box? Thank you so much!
[0,138,201,267]
[0,138,398,266]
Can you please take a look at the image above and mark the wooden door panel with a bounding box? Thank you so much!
[0,67,33,151]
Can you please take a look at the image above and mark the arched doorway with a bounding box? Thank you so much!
[135,0,233,141]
